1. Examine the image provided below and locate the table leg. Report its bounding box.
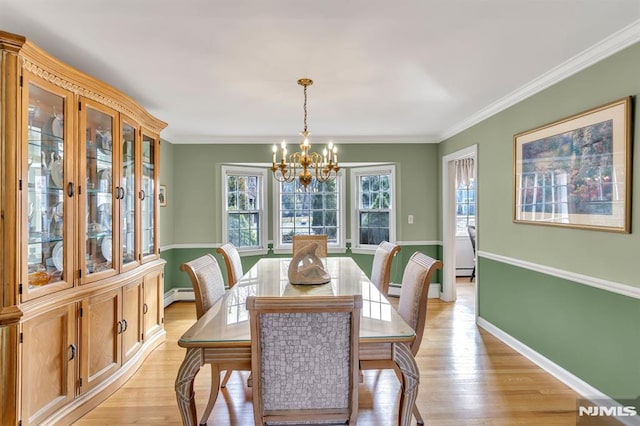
[200,363,221,425]
[175,348,204,426]
[393,343,419,426]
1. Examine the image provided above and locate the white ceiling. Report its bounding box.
[1,1,639,144]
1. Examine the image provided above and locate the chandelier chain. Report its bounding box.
[303,84,308,133]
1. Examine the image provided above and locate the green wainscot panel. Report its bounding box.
[162,248,265,290]
[164,244,443,292]
[350,244,441,285]
[479,257,640,402]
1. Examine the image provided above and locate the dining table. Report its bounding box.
[175,256,419,426]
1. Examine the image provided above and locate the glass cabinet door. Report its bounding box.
[24,81,73,297]
[83,104,116,280]
[141,134,157,260]
[120,121,138,271]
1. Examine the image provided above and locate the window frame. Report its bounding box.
[221,165,268,256]
[350,164,396,254]
[272,171,346,254]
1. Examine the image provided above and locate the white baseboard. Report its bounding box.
[388,282,440,299]
[164,288,195,307]
[477,317,640,426]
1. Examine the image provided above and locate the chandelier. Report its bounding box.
[270,78,339,189]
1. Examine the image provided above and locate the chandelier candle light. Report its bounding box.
[271,78,339,189]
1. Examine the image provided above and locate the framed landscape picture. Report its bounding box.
[513,97,632,232]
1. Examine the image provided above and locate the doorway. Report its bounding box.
[441,145,477,315]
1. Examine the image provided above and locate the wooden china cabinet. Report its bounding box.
[0,31,167,425]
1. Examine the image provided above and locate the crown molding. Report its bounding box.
[160,20,640,146]
[161,134,439,145]
[439,19,640,141]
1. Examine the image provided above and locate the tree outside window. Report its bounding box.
[279,178,339,244]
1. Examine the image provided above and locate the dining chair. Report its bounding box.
[361,251,442,425]
[292,234,328,258]
[216,242,243,287]
[247,294,362,425]
[180,254,250,425]
[370,241,401,296]
[467,225,476,282]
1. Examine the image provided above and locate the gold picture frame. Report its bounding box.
[513,97,632,232]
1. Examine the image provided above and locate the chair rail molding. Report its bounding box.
[478,251,640,300]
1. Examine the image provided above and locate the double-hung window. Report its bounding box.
[273,174,345,253]
[351,165,396,252]
[222,166,267,254]
[455,179,476,236]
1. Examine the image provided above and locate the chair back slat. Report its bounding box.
[180,254,226,319]
[247,295,361,425]
[292,234,328,258]
[370,241,401,295]
[216,243,244,287]
[398,252,443,355]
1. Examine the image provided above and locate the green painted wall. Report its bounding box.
[159,139,175,246]
[159,139,175,292]
[170,143,439,244]
[440,42,640,286]
[480,258,640,400]
[162,244,441,290]
[160,142,442,291]
[440,42,640,401]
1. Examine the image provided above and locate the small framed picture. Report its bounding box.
[159,184,167,207]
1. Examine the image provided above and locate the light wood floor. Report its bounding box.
[75,280,583,425]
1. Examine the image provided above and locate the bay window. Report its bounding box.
[273,174,345,253]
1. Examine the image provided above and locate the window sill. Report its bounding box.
[237,248,269,257]
[272,247,347,255]
[350,247,378,255]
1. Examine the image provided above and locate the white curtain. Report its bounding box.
[455,157,475,187]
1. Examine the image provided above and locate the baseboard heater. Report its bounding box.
[164,288,195,307]
[165,283,441,306]
[388,282,441,299]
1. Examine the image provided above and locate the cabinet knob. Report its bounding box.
[122,318,128,332]
[69,344,76,361]
[67,182,74,197]
[139,189,146,200]
[117,320,123,334]
[118,187,125,200]
[143,303,148,315]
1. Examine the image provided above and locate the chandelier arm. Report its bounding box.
[276,167,291,183]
